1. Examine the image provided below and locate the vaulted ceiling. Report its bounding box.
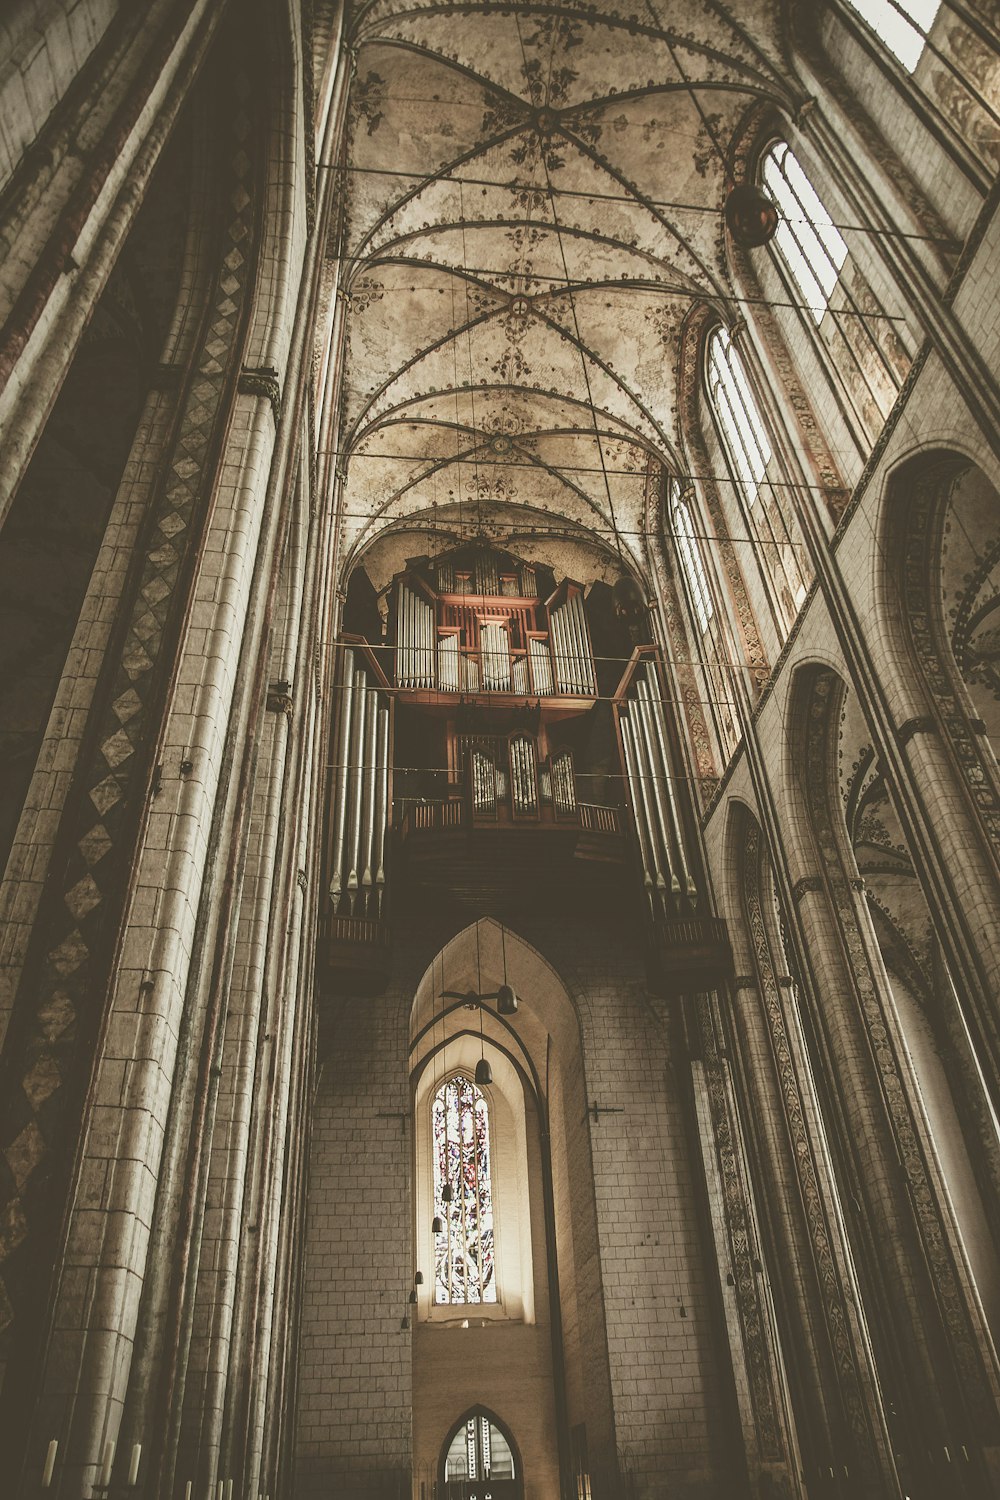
[334,0,804,580]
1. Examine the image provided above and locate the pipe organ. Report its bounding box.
[616,652,700,915]
[323,549,728,994]
[327,644,392,920]
[392,554,596,702]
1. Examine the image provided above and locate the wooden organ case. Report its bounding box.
[321,547,730,992]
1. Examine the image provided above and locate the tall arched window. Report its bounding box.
[706,326,773,509]
[666,476,738,769]
[756,139,908,439]
[841,0,940,72]
[433,1075,497,1304]
[705,327,808,637]
[671,487,713,636]
[761,142,847,324]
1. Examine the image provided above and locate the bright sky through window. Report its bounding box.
[670,483,714,635]
[707,328,773,508]
[761,142,848,325]
[432,1076,497,1304]
[842,0,941,72]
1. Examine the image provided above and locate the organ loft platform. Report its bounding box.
[320,545,732,994]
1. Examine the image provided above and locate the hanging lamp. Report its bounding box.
[432,1215,444,1234]
[474,920,493,1086]
[496,923,518,1015]
[724,180,779,248]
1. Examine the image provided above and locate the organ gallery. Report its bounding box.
[1,3,999,1498]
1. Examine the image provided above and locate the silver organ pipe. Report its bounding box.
[550,602,571,693]
[627,704,667,898]
[395,588,405,689]
[472,749,496,817]
[481,620,511,691]
[620,713,655,899]
[568,590,597,694]
[551,750,575,815]
[632,679,679,896]
[510,737,537,816]
[562,595,584,693]
[418,591,434,688]
[478,552,500,595]
[358,687,378,897]
[328,648,355,907]
[529,636,553,695]
[511,655,529,695]
[550,592,596,695]
[636,669,696,897]
[396,584,436,689]
[343,668,366,909]
[330,657,392,920]
[439,633,460,692]
[372,706,390,913]
[520,564,537,596]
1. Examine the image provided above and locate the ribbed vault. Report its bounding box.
[333,1,802,574]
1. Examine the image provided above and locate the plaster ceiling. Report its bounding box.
[333,1,802,581]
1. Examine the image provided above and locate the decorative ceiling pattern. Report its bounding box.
[333,0,802,578]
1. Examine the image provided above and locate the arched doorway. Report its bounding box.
[440,1408,523,1499]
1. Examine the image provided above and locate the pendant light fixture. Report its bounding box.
[656,8,779,250]
[474,920,493,1086]
[496,922,518,1015]
[724,181,779,248]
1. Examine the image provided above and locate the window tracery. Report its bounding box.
[704,328,808,639]
[755,140,909,441]
[672,490,714,636]
[841,0,941,72]
[666,476,739,768]
[761,142,848,325]
[432,1075,497,1305]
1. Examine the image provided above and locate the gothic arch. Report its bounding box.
[721,795,897,1495]
[407,919,616,1500]
[880,447,1000,866]
[783,661,1000,1497]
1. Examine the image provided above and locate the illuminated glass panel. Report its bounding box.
[841,0,941,72]
[761,142,848,325]
[671,485,714,635]
[707,327,772,507]
[444,1416,517,1481]
[432,1076,497,1304]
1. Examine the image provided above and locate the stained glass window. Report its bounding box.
[841,0,940,73]
[432,1075,497,1304]
[761,142,848,325]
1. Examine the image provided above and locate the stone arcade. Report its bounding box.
[1,3,1000,1498]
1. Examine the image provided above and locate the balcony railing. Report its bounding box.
[397,743,621,841]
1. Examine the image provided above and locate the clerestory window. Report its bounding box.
[760,142,848,325]
[841,0,941,73]
[706,327,772,509]
[670,483,714,635]
[432,1075,497,1304]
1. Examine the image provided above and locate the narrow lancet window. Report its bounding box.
[705,327,809,637]
[672,490,714,635]
[841,0,941,72]
[433,1075,497,1304]
[761,142,848,324]
[707,327,773,508]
